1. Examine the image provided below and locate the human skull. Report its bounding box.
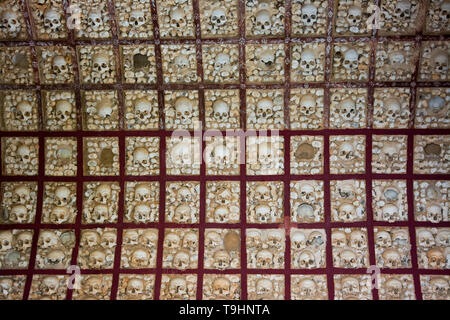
[40,276,59,296]
[214,206,229,223]
[256,249,273,268]
[164,232,180,249]
[211,144,230,166]
[43,7,61,32]
[169,277,187,298]
[96,99,113,118]
[171,141,193,165]
[141,230,158,248]
[1,10,21,35]
[338,142,355,160]
[126,278,144,296]
[394,0,412,19]
[342,276,360,297]
[170,7,185,26]
[0,278,13,297]
[301,4,318,26]
[258,142,273,165]
[173,250,190,269]
[267,230,283,248]
[255,184,271,201]
[247,229,262,247]
[382,204,399,222]
[427,248,445,269]
[296,203,315,221]
[100,231,116,248]
[389,51,405,66]
[212,100,229,121]
[182,232,198,250]
[350,230,367,249]
[175,97,193,123]
[134,98,152,121]
[297,249,316,269]
[256,278,273,296]
[384,98,401,119]
[82,230,100,247]
[55,100,72,122]
[383,249,402,268]
[17,144,32,165]
[298,183,315,201]
[129,10,146,27]
[123,229,139,246]
[340,249,358,268]
[382,142,401,162]
[436,229,449,247]
[130,248,150,268]
[91,204,109,223]
[256,98,274,119]
[0,231,13,252]
[210,8,227,27]
[430,277,449,298]
[39,230,58,249]
[258,50,275,69]
[133,203,152,223]
[299,49,316,75]
[13,184,31,204]
[205,231,221,248]
[174,55,189,69]
[426,184,442,200]
[213,277,231,297]
[174,204,191,223]
[298,278,316,298]
[45,249,66,266]
[52,55,68,74]
[428,95,445,113]
[431,49,448,76]
[418,230,435,248]
[89,250,106,268]
[343,48,359,69]
[10,204,29,223]
[385,278,403,299]
[255,204,271,223]
[213,250,230,269]
[15,231,32,252]
[95,183,111,204]
[338,203,356,222]
[87,10,103,31]
[92,53,109,74]
[133,147,150,168]
[332,231,347,248]
[15,101,32,122]
[339,98,357,120]
[255,9,271,31]
[84,276,103,296]
[376,231,392,247]
[439,1,450,21]
[427,204,443,223]
[347,6,362,26]
[299,95,316,116]
[134,183,152,202]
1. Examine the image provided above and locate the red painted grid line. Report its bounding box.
[0,0,449,301]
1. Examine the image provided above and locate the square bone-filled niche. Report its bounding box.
[206,181,240,223]
[77,45,117,84]
[372,135,408,174]
[291,0,328,36]
[164,90,200,130]
[329,88,367,129]
[289,88,324,129]
[418,41,450,81]
[165,137,201,175]
[44,137,78,176]
[329,135,366,174]
[83,137,120,176]
[375,41,418,81]
[120,45,157,84]
[121,228,158,269]
[373,88,411,129]
[199,0,239,38]
[414,88,449,129]
[246,44,285,84]
[414,180,449,223]
[204,89,240,130]
[331,42,370,81]
[42,182,77,224]
[205,136,240,175]
[125,136,160,176]
[330,180,366,222]
[0,46,34,85]
[115,0,153,39]
[161,45,198,84]
[165,181,200,224]
[202,44,240,84]
[124,181,160,224]
[413,135,450,174]
[123,90,159,130]
[204,229,240,269]
[1,137,39,176]
[290,135,324,175]
[245,0,285,37]
[246,136,284,175]
[82,90,119,131]
[42,90,77,131]
[162,228,199,270]
[246,228,285,269]
[1,181,38,224]
[246,181,284,224]
[290,180,324,223]
[83,182,120,224]
[291,42,326,82]
[37,46,75,85]
[246,89,285,130]
[0,90,39,132]
[372,180,408,223]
